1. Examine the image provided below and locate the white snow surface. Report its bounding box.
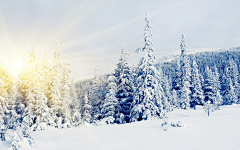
[1,105,240,150]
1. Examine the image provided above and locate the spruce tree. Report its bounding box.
[161,76,171,111]
[61,57,72,128]
[82,92,92,123]
[130,13,163,122]
[203,100,214,117]
[18,49,48,130]
[100,70,119,124]
[48,41,64,127]
[191,59,204,109]
[213,65,222,108]
[204,66,216,104]
[89,68,102,120]
[178,34,191,109]
[114,47,134,119]
[172,89,179,109]
[228,58,240,100]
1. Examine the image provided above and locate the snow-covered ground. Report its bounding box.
[1,105,240,150]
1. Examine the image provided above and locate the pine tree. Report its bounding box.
[0,116,6,141]
[82,92,92,123]
[69,78,81,126]
[11,127,22,150]
[203,100,214,117]
[21,113,35,147]
[161,76,171,111]
[228,58,240,100]
[224,67,238,105]
[130,13,163,122]
[4,58,18,129]
[60,57,72,128]
[114,47,134,119]
[204,66,216,104]
[172,89,179,109]
[214,90,222,109]
[18,48,52,130]
[213,65,222,108]
[48,41,64,127]
[226,78,238,104]
[178,34,191,109]
[172,59,181,91]
[191,59,204,109]
[100,70,119,124]
[89,68,102,121]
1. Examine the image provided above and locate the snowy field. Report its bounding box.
[1,105,240,150]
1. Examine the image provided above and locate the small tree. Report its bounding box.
[0,117,6,141]
[101,68,119,124]
[191,59,204,109]
[82,92,92,123]
[203,100,214,117]
[11,123,25,150]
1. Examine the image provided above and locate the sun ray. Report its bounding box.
[61,15,144,51]
[0,6,13,52]
[44,0,105,45]
[23,2,54,51]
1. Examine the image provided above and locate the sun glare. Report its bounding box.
[9,61,23,77]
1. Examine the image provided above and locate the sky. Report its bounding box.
[0,0,239,81]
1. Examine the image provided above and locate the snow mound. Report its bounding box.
[171,121,186,127]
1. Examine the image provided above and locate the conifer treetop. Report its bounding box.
[180,34,187,54]
[136,13,154,54]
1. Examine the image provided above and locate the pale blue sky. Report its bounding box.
[0,0,239,81]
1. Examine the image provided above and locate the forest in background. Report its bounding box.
[0,13,240,149]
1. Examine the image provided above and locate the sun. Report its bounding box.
[9,60,24,77]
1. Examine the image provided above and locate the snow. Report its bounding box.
[158,46,240,63]
[1,105,240,150]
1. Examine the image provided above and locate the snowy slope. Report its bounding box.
[158,46,240,63]
[1,105,240,150]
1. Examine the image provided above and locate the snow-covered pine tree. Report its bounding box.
[0,116,6,141]
[161,76,171,111]
[21,112,35,147]
[203,100,214,117]
[18,48,52,131]
[11,126,22,150]
[172,89,179,109]
[172,59,181,91]
[100,69,119,124]
[178,34,191,109]
[190,58,204,109]
[130,13,163,122]
[225,77,238,105]
[82,92,92,123]
[228,58,240,100]
[69,78,81,126]
[0,64,10,124]
[215,90,222,110]
[204,66,216,104]
[222,67,238,105]
[48,41,64,127]
[213,65,222,108]
[114,47,134,121]
[6,80,18,129]
[4,58,18,129]
[213,65,221,91]
[89,68,102,121]
[60,57,72,128]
